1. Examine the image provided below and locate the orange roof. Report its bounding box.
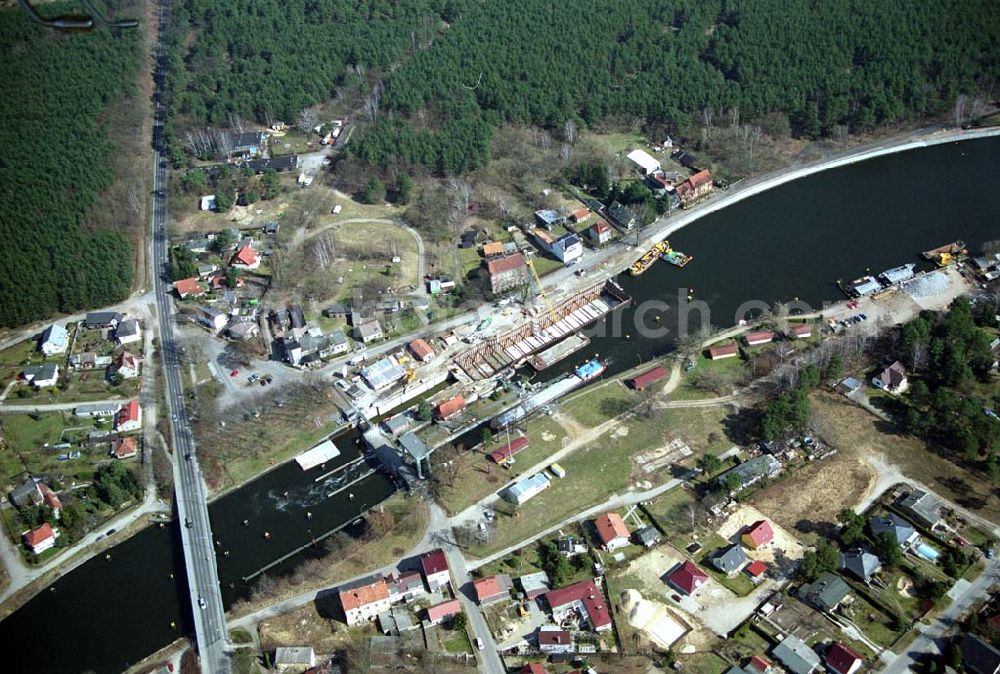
[339,579,389,611]
[743,520,774,547]
[591,220,611,233]
[173,277,202,297]
[426,598,461,623]
[486,253,526,275]
[688,169,713,189]
[24,523,54,547]
[117,400,141,424]
[708,343,738,358]
[483,242,505,257]
[436,395,466,419]
[571,208,591,221]
[112,436,139,459]
[38,482,62,510]
[232,245,259,266]
[473,575,508,602]
[594,512,630,546]
[409,338,434,360]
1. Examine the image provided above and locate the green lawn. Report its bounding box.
[589,131,649,155]
[441,626,473,654]
[842,593,903,647]
[0,338,41,382]
[560,381,637,428]
[679,651,729,674]
[0,412,126,484]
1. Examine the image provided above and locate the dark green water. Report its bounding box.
[0,136,997,674]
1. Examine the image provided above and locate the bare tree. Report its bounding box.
[446,177,473,235]
[701,107,715,137]
[363,81,383,124]
[306,232,336,271]
[127,183,142,215]
[564,119,577,145]
[297,107,320,134]
[954,94,968,127]
[227,112,245,135]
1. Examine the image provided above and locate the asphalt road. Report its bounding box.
[149,1,230,672]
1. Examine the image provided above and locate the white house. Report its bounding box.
[420,549,451,592]
[39,324,68,356]
[627,148,662,175]
[115,400,143,432]
[115,351,140,380]
[199,194,217,211]
[196,305,229,333]
[21,363,59,388]
[329,329,350,355]
[274,647,316,672]
[551,233,583,265]
[115,318,142,345]
[339,578,392,626]
[23,523,57,555]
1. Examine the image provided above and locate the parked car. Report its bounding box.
[230,369,239,377]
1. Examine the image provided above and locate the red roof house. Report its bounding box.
[436,395,466,421]
[747,655,773,674]
[593,512,631,551]
[520,665,549,674]
[667,561,709,595]
[627,365,670,390]
[425,599,462,625]
[489,436,529,463]
[570,208,591,223]
[473,574,512,605]
[408,338,435,362]
[38,482,62,513]
[744,560,767,579]
[789,323,813,339]
[742,520,775,549]
[826,643,864,674]
[744,330,775,346]
[115,400,142,432]
[23,522,56,554]
[173,277,203,299]
[420,549,450,591]
[588,220,612,244]
[707,343,739,360]
[231,244,260,269]
[486,253,528,293]
[544,579,612,631]
[110,436,139,460]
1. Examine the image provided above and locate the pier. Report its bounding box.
[456,280,631,379]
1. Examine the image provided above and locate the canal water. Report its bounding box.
[0,136,997,674]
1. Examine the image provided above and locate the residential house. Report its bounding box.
[328,329,349,355]
[521,665,549,674]
[115,351,140,380]
[283,340,304,366]
[607,201,637,230]
[288,304,306,330]
[355,319,384,344]
[436,395,465,421]
[627,148,661,175]
[38,324,68,356]
[199,194,217,211]
[962,635,1000,674]
[425,599,461,626]
[11,478,61,517]
[482,241,505,259]
[408,338,435,363]
[227,319,260,341]
[543,578,613,631]
[869,513,919,549]
[383,413,413,437]
[593,512,631,551]
[534,209,563,229]
[588,220,612,245]
[742,520,775,549]
[263,221,280,235]
[707,343,739,360]
[836,377,863,395]
[744,330,775,347]
[634,525,662,548]
[23,523,57,555]
[557,536,587,557]
[745,560,768,581]
[826,643,864,674]
[196,305,229,333]
[231,244,261,270]
[377,605,416,635]
[551,233,583,265]
[384,570,426,604]
[173,277,203,299]
[322,303,352,318]
[115,318,141,345]
[197,263,218,277]
[518,571,550,600]
[712,545,748,575]
[627,365,671,391]
[570,208,591,224]
[420,549,451,591]
[21,363,59,388]
[84,311,123,329]
[537,626,573,655]
[674,150,699,169]
[274,647,316,673]
[229,131,266,158]
[772,634,821,674]
[840,548,881,582]
[473,574,512,605]
[183,238,211,254]
[111,436,139,460]
[240,155,298,174]
[115,400,143,432]
[717,455,781,493]
[798,572,851,612]
[788,323,813,339]
[75,402,121,418]
[338,577,391,626]
[746,655,773,674]
[486,253,530,294]
[503,473,551,505]
[668,561,710,595]
[676,170,714,207]
[871,360,908,393]
[896,489,942,529]
[360,357,406,390]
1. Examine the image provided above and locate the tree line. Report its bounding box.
[0,10,139,327]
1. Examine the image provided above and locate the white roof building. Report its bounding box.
[627,148,661,175]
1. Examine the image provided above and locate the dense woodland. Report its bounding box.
[168,0,1000,174]
[0,9,139,327]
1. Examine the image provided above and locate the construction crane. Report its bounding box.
[524,256,560,328]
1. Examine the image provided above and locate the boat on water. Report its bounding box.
[630,241,670,276]
[841,275,883,297]
[878,263,915,285]
[660,249,693,267]
[922,239,966,260]
[492,358,606,429]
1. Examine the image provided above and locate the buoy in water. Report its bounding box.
[224,550,230,557]
[169,573,174,579]
[349,493,355,500]
[283,491,289,497]
[170,621,176,629]
[264,531,271,539]
[49,587,56,592]
[105,554,111,560]
[306,511,313,519]
[243,519,249,526]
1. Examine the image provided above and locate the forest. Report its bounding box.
[0,8,139,327]
[168,0,1000,174]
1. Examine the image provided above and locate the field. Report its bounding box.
[810,392,1000,522]
[0,412,123,486]
[330,220,420,300]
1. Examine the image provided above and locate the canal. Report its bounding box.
[0,136,997,674]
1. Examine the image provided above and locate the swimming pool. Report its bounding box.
[915,542,940,561]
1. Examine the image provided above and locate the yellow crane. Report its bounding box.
[524,256,560,326]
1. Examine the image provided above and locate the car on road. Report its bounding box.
[475,638,484,650]
[230,369,240,377]
[185,518,193,528]
[335,380,350,392]
[106,528,116,536]
[172,413,177,421]
[198,596,206,609]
